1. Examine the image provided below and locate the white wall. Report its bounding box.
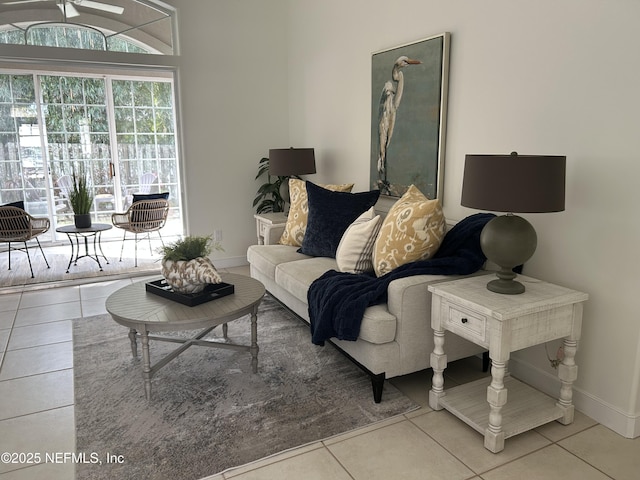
[169,0,290,267]
[285,0,640,437]
[168,0,639,437]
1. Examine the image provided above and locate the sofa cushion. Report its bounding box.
[247,244,310,279]
[359,305,397,345]
[275,257,397,344]
[276,256,339,305]
[278,179,354,247]
[336,207,381,274]
[373,185,445,277]
[299,182,380,258]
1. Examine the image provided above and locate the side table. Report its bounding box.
[56,223,112,272]
[254,212,288,245]
[428,274,588,453]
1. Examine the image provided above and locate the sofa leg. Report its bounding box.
[371,373,385,403]
[482,351,490,372]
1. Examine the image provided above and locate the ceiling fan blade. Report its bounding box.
[58,2,80,18]
[58,2,79,17]
[74,0,123,14]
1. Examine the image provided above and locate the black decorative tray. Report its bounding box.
[145,279,235,306]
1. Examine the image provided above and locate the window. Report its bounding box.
[0,0,175,55]
[0,71,183,242]
[0,1,182,242]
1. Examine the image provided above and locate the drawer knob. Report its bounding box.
[461,317,468,324]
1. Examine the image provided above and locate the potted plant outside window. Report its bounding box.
[69,166,94,228]
[158,235,224,294]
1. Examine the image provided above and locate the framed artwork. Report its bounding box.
[370,32,450,200]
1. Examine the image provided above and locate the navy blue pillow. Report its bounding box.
[132,192,169,204]
[131,192,169,224]
[2,200,25,210]
[299,182,380,258]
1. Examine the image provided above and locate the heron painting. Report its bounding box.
[370,33,450,200]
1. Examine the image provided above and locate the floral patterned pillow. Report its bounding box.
[278,179,353,246]
[373,184,445,277]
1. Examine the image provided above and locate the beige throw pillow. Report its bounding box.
[336,207,382,274]
[373,185,445,277]
[279,179,354,246]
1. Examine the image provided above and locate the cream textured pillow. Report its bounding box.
[336,207,382,274]
[373,185,445,277]
[279,179,354,246]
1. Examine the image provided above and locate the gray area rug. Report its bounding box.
[73,295,417,480]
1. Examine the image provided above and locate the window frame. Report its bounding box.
[0,48,186,243]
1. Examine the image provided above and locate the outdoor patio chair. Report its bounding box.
[56,175,74,212]
[111,197,169,267]
[0,204,51,278]
[124,173,157,208]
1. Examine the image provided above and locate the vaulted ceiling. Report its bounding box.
[0,0,175,54]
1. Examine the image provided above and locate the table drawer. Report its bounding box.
[443,302,487,343]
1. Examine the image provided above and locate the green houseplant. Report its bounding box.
[69,166,94,228]
[158,235,224,294]
[158,235,223,262]
[253,157,287,213]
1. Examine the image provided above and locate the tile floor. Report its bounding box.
[1,267,638,480]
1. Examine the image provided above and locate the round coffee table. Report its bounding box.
[106,273,265,400]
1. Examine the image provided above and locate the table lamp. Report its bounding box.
[268,148,316,176]
[461,152,566,294]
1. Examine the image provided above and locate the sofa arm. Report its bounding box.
[387,270,490,318]
[264,223,286,245]
[387,274,453,321]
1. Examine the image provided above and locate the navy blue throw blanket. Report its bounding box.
[308,213,495,345]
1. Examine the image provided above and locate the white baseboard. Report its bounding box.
[213,255,248,270]
[509,357,639,439]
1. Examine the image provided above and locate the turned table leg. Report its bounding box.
[250,307,259,374]
[557,303,582,425]
[429,328,447,410]
[141,330,152,400]
[128,328,138,357]
[556,338,578,424]
[484,359,508,453]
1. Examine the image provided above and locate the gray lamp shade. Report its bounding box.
[268,148,316,176]
[461,153,566,213]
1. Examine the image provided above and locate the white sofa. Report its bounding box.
[247,220,488,403]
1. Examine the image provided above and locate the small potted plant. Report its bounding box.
[158,235,224,294]
[69,166,94,228]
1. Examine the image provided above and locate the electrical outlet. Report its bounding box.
[214,229,222,242]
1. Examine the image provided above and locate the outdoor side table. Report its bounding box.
[56,223,112,272]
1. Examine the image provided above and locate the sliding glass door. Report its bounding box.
[0,74,48,223]
[112,79,180,211]
[0,70,183,242]
[41,74,116,231]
